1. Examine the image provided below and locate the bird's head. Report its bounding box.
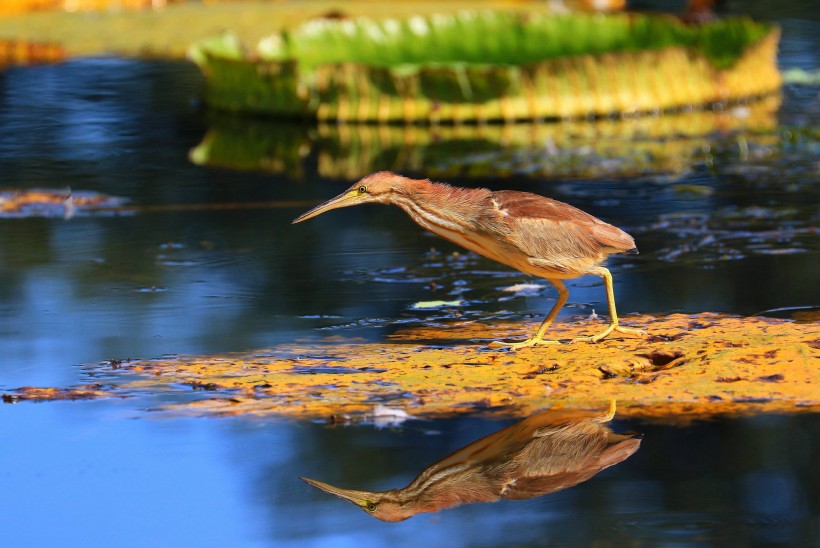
[301,476,413,522]
[292,171,407,224]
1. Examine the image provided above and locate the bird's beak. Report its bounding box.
[300,477,375,507]
[292,189,359,224]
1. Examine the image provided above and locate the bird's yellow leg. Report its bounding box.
[571,267,645,343]
[488,279,568,350]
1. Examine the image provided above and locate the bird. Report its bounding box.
[301,400,641,522]
[292,171,645,349]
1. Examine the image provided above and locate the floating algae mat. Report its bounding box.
[189,11,781,122]
[0,188,128,218]
[5,314,818,424]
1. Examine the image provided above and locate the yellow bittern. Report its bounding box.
[293,171,645,349]
[302,401,641,522]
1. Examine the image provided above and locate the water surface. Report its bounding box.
[1,8,818,547]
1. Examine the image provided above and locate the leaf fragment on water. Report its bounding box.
[411,300,464,309]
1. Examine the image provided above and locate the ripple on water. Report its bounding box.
[610,512,728,542]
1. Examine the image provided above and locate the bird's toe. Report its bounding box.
[571,324,646,344]
[488,338,560,350]
[614,325,647,337]
[569,335,600,344]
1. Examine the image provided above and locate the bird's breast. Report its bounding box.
[435,224,602,279]
[427,224,551,276]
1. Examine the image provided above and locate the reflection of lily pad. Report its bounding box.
[190,12,781,121]
[5,313,818,424]
[189,95,780,180]
[0,39,64,68]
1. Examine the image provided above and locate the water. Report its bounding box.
[1,8,819,548]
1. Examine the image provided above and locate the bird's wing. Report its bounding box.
[500,435,642,500]
[500,470,597,500]
[489,191,635,260]
[425,408,607,473]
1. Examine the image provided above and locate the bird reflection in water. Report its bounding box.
[301,401,641,522]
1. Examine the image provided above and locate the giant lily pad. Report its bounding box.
[190,11,781,121]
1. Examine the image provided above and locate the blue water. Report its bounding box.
[2,403,817,546]
[1,6,819,547]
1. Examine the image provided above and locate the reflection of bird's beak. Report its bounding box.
[292,191,357,224]
[300,477,373,506]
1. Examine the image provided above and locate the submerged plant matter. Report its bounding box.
[190,11,780,121]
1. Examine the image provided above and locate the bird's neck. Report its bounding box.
[389,180,488,236]
[394,461,480,514]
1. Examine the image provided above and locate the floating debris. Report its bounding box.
[369,404,413,429]
[411,300,465,310]
[498,283,546,301]
[636,205,818,264]
[2,384,112,403]
[670,184,715,196]
[0,188,128,218]
[782,67,820,86]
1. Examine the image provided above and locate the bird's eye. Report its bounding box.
[357,185,368,195]
[366,501,378,512]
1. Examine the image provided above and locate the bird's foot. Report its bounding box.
[571,324,646,344]
[487,337,561,351]
[615,325,647,337]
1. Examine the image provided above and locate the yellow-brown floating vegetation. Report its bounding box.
[190,11,781,121]
[7,313,816,423]
[2,384,112,403]
[0,188,127,217]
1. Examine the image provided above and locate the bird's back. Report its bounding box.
[489,190,635,252]
[480,190,636,277]
[392,179,635,278]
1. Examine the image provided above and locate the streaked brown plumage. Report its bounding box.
[301,401,641,522]
[293,171,645,348]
